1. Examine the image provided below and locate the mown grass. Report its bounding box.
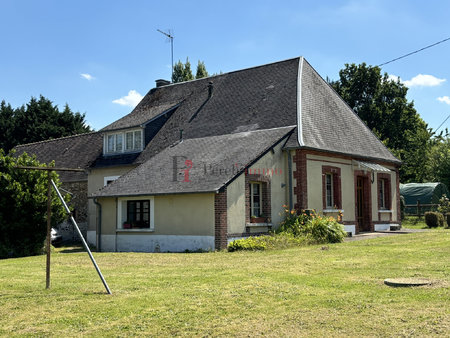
[402,215,448,229]
[0,231,449,337]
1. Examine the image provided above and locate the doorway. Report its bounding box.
[356,176,371,232]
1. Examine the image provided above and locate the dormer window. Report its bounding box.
[104,129,143,155]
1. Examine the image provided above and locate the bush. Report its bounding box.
[0,151,68,258]
[300,216,347,244]
[437,194,450,214]
[275,206,313,236]
[400,195,406,220]
[446,214,450,229]
[424,211,444,228]
[228,233,305,252]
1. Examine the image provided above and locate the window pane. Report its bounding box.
[326,174,333,207]
[126,132,133,150]
[107,135,115,153]
[116,133,123,151]
[134,131,142,150]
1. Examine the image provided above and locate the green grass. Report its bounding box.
[0,232,449,337]
[402,215,448,229]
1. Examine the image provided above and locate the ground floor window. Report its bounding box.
[250,182,262,217]
[126,200,150,228]
[322,166,342,209]
[377,173,391,210]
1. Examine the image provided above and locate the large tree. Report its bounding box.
[330,63,432,182]
[0,95,91,152]
[0,151,67,258]
[426,136,450,189]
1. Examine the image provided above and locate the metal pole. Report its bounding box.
[46,172,52,289]
[51,179,112,295]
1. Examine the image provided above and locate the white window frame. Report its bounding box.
[104,129,143,155]
[104,175,120,186]
[325,173,334,208]
[117,196,155,231]
[250,182,262,217]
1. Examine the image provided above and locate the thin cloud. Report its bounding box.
[403,74,445,87]
[80,73,95,81]
[437,96,450,105]
[112,90,143,107]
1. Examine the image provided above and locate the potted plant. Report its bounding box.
[123,222,131,229]
[250,215,266,223]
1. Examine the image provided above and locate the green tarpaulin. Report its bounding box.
[400,182,449,205]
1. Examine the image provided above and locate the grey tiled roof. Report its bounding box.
[13,132,103,182]
[91,126,294,197]
[285,59,400,163]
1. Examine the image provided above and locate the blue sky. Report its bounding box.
[1,0,450,132]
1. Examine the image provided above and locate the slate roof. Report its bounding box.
[284,58,400,164]
[14,56,400,191]
[13,132,103,182]
[91,126,294,197]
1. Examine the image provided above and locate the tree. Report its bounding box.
[426,137,450,189]
[196,60,209,79]
[0,151,67,258]
[330,63,432,182]
[0,95,91,152]
[172,58,209,83]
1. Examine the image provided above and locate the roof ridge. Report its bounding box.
[14,130,100,148]
[150,56,303,89]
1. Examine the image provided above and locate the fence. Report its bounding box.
[404,201,439,217]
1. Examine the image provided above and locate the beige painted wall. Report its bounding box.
[226,142,289,233]
[99,193,215,236]
[306,154,355,221]
[227,174,246,234]
[305,154,399,223]
[87,165,136,232]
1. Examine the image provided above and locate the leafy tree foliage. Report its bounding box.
[330,63,432,182]
[427,137,450,189]
[0,95,91,152]
[0,151,67,258]
[173,58,209,83]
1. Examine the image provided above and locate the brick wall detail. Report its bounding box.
[214,188,228,250]
[293,149,307,210]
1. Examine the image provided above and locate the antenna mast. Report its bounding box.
[157,29,174,82]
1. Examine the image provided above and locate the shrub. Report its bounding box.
[300,216,347,244]
[227,233,305,252]
[437,194,450,214]
[446,214,450,229]
[424,211,444,228]
[276,206,313,236]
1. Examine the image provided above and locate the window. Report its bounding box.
[104,129,143,154]
[322,166,342,210]
[250,182,262,217]
[104,175,120,186]
[377,175,391,210]
[325,173,333,208]
[126,200,150,228]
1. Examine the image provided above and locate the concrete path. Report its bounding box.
[345,228,430,241]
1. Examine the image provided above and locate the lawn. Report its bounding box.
[402,215,447,229]
[0,231,449,337]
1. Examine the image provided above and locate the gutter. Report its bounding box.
[93,198,102,252]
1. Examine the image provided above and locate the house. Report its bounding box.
[15,57,401,252]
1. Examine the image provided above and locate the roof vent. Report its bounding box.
[155,79,171,88]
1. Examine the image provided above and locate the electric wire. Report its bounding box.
[378,37,450,67]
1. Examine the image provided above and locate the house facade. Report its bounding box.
[15,57,401,252]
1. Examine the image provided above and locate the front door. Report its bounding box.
[356,176,370,232]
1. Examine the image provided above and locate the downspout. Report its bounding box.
[93,198,102,252]
[288,151,293,211]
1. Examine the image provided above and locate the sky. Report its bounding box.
[1,0,450,132]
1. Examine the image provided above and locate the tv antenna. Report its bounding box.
[157,29,174,82]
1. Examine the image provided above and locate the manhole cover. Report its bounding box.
[384,278,431,287]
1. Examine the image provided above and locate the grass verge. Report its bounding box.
[0,231,449,336]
